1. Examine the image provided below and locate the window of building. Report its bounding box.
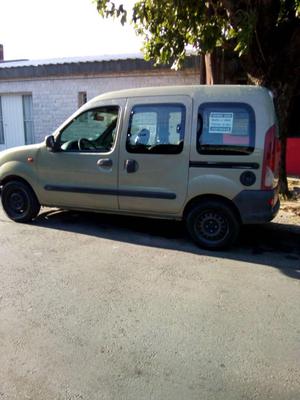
[126,104,186,154]
[197,103,255,155]
[22,95,34,144]
[78,91,87,108]
[0,97,4,144]
[59,106,119,152]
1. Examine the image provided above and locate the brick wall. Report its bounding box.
[0,71,199,143]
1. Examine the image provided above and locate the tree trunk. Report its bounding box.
[278,135,289,196]
[203,50,226,85]
[199,53,206,84]
[205,53,214,85]
[268,82,295,198]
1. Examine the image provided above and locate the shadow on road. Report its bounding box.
[34,209,300,280]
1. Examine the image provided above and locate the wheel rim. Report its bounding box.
[6,189,29,217]
[195,209,229,245]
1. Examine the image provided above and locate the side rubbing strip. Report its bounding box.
[44,185,176,200]
[189,161,259,170]
[44,185,116,196]
[119,190,176,199]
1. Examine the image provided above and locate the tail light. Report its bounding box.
[261,125,281,190]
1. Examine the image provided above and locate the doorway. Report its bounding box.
[0,94,34,151]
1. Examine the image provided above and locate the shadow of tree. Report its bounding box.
[34,209,300,280]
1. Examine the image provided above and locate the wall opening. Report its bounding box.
[78,91,87,108]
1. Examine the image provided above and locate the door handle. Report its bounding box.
[125,159,138,173]
[97,158,113,168]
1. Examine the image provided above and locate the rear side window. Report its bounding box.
[197,103,255,155]
[127,104,185,154]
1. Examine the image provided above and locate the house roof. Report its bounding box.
[0,53,145,69]
[0,53,200,80]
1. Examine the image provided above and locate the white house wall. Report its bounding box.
[0,71,199,144]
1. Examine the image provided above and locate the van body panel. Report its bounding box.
[0,160,38,190]
[117,95,192,213]
[36,148,119,210]
[36,99,126,210]
[185,85,278,227]
[0,144,42,193]
[189,86,276,195]
[187,173,245,201]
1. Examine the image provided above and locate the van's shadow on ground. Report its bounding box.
[35,209,300,280]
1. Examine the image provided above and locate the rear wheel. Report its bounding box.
[1,180,40,222]
[185,200,240,250]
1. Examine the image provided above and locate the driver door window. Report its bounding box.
[59,106,119,152]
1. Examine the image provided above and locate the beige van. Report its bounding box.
[0,85,280,249]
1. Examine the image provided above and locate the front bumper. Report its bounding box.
[233,188,280,224]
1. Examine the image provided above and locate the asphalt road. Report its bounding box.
[0,207,299,400]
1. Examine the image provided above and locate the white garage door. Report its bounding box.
[0,94,34,151]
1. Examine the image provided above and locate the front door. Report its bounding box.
[118,96,192,215]
[0,95,26,151]
[37,102,124,211]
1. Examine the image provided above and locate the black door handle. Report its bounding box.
[125,159,138,173]
[97,158,113,168]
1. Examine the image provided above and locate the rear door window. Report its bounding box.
[197,103,255,155]
[126,104,185,154]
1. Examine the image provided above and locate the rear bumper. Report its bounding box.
[233,188,280,224]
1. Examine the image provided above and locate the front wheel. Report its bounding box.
[185,200,240,250]
[1,180,41,222]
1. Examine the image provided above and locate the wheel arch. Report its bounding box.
[1,175,37,196]
[183,194,242,224]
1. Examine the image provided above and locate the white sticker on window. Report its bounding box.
[209,112,233,134]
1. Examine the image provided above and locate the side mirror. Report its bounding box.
[45,135,58,152]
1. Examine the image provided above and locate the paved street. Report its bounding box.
[0,207,299,400]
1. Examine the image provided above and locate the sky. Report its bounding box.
[0,0,143,60]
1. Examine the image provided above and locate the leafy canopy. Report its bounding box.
[95,0,300,71]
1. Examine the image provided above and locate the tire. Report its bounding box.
[1,180,41,222]
[185,199,240,250]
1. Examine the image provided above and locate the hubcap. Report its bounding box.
[8,190,28,215]
[196,210,229,242]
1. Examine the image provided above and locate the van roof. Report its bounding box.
[88,85,270,105]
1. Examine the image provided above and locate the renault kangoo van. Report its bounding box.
[0,86,280,249]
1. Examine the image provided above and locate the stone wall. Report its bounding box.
[0,70,199,143]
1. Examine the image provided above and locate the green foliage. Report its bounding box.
[94,0,127,25]
[279,0,300,20]
[230,11,257,57]
[297,0,300,16]
[95,0,299,70]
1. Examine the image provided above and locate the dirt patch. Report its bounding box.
[275,207,300,227]
[278,177,300,225]
[288,177,300,200]
[281,202,300,217]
